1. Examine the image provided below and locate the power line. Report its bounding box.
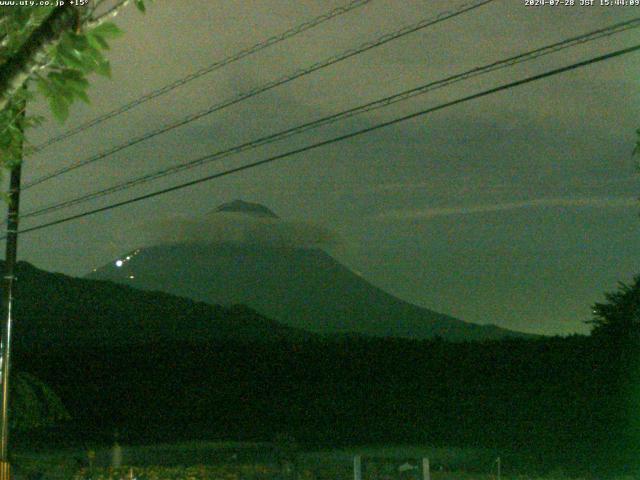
[22,16,640,219]
[23,0,495,189]
[14,43,640,237]
[29,0,372,154]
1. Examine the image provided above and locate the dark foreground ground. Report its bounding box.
[9,333,640,478]
[9,442,638,480]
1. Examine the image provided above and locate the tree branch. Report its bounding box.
[85,0,130,29]
[0,5,79,112]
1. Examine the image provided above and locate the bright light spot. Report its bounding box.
[126,256,131,260]
[115,260,124,267]
[129,275,135,279]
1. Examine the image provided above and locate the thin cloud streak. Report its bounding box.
[329,177,640,197]
[375,196,639,220]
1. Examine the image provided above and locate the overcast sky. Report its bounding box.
[10,0,640,335]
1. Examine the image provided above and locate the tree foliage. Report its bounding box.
[0,1,151,171]
[588,275,640,343]
[10,372,69,431]
[34,20,125,121]
[0,0,150,432]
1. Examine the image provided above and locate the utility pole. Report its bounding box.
[0,99,25,480]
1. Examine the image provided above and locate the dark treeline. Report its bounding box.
[13,333,640,476]
[5,263,639,476]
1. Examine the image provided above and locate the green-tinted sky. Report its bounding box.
[12,0,640,335]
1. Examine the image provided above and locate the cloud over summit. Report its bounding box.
[140,210,341,250]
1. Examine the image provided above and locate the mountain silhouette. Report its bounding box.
[214,199,279,218]
[7,261,308,350]
[87,201,529,341]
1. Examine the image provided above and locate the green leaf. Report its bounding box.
[67,32,89,51]
[57,46,86,71]
[90,22,123,39]
[47,71,66,87]
[74,89,91,104]
[86,31,110,51]
[35,77,54,98]
[49,96,69,123]
[81,45,106,71]
[95,58,112,78]
[65,77,90,94]
[59,43,106,74]
[59,68,86,82]
[135,0,146,13]
[58,76,90,103]
[46,74,75,102]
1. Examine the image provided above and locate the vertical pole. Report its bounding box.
[421,458,430,480]
[353,455,362,480]
[0,99,24,480]
[496,456,501,480]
